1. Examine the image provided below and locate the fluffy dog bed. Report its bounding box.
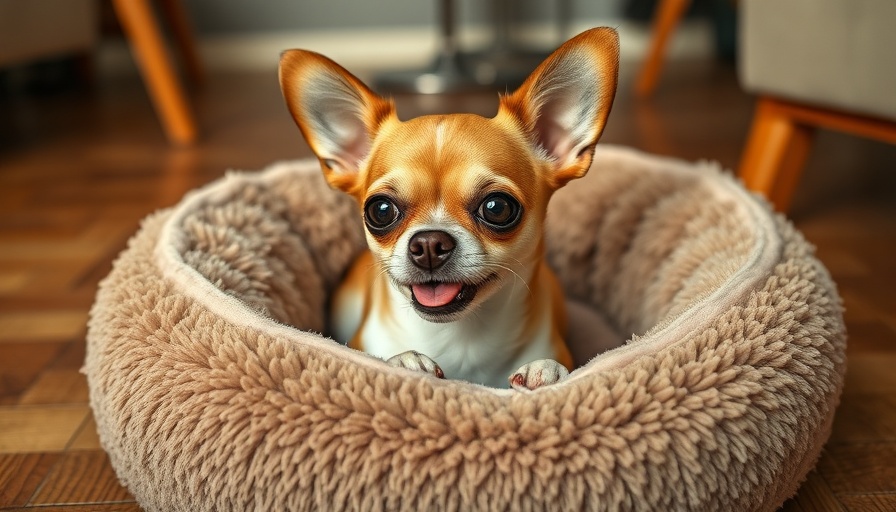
[86,145,846,511]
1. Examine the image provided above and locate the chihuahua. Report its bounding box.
[279,28,618,390]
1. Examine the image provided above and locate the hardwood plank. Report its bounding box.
[796,199,896,241]
[0,311,88,344]
[18,369,90,406]
[0,452,61,507]
[843,321,896,354]
[29,450,134,505]
[861,248,896,278]
[838,289,886,325]
[0,287,98,311]
[0,207,95,240]
[67,414,101,451]
[0,217,135,266]
[0,342,66,405]
[778,498,806,512]
[839,494,896,512]
[0,242,105,264]
[810,247,870,280]
[69,238,130,293]
[0,406,90,453]
[840,278,896,321]
[818,443,896,494]
[830,394,896,443]
[47,339,88,372]
[841,354,896,396]
[0,271,30,294]
[783,470,845,512]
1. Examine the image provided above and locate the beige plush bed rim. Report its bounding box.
[85,145,846,511]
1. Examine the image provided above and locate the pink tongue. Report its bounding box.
[412,282,463,308]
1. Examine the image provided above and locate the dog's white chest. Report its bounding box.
[343,282,558,388]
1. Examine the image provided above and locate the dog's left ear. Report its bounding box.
[499,27,619,189]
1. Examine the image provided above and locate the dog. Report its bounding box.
[279,27,618,390]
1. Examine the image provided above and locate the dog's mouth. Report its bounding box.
[409,281,477,318]
[406,271,501,320]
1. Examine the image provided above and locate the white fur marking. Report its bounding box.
[359,277,557,388]
[435,122,445,161]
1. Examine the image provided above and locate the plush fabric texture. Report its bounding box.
[85,146,846,512]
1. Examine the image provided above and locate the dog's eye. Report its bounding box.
[364,196,401,233]
[477,193,522,231]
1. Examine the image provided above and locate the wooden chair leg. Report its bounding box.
[112,0,198,145]
[738,97,815,212]
[635,0,691,98]
[158,0,205,87]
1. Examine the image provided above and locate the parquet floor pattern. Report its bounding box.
[1,57,894,510]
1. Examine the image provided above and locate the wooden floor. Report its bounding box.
[1,56,894,510]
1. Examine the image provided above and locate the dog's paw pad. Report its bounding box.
[386,351,445,379]
[509,359,569,391]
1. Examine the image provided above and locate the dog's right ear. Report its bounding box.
[279,50,395,194]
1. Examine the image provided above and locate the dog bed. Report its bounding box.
[85,145,846,511]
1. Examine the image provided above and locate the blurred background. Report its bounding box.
[53,0,726,79]
[1,1,894,510]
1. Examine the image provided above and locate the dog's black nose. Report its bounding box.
[408,231,456,271]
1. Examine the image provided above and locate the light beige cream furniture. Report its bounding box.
[737,0,896,211]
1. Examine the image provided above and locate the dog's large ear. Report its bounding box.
[279,50,395,194]
[499,28,619,189]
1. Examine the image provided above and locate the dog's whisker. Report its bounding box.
[455,262,532,295]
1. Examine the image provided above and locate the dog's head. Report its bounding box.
[280,28,619,322]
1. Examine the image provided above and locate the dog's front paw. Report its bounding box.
[509,359,569,391]
[386,350,445,379]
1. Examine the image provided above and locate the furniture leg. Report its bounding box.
[738,97,814,212]
[158,0,205,86]
[111,0,198,145]
[635,0,691,98]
